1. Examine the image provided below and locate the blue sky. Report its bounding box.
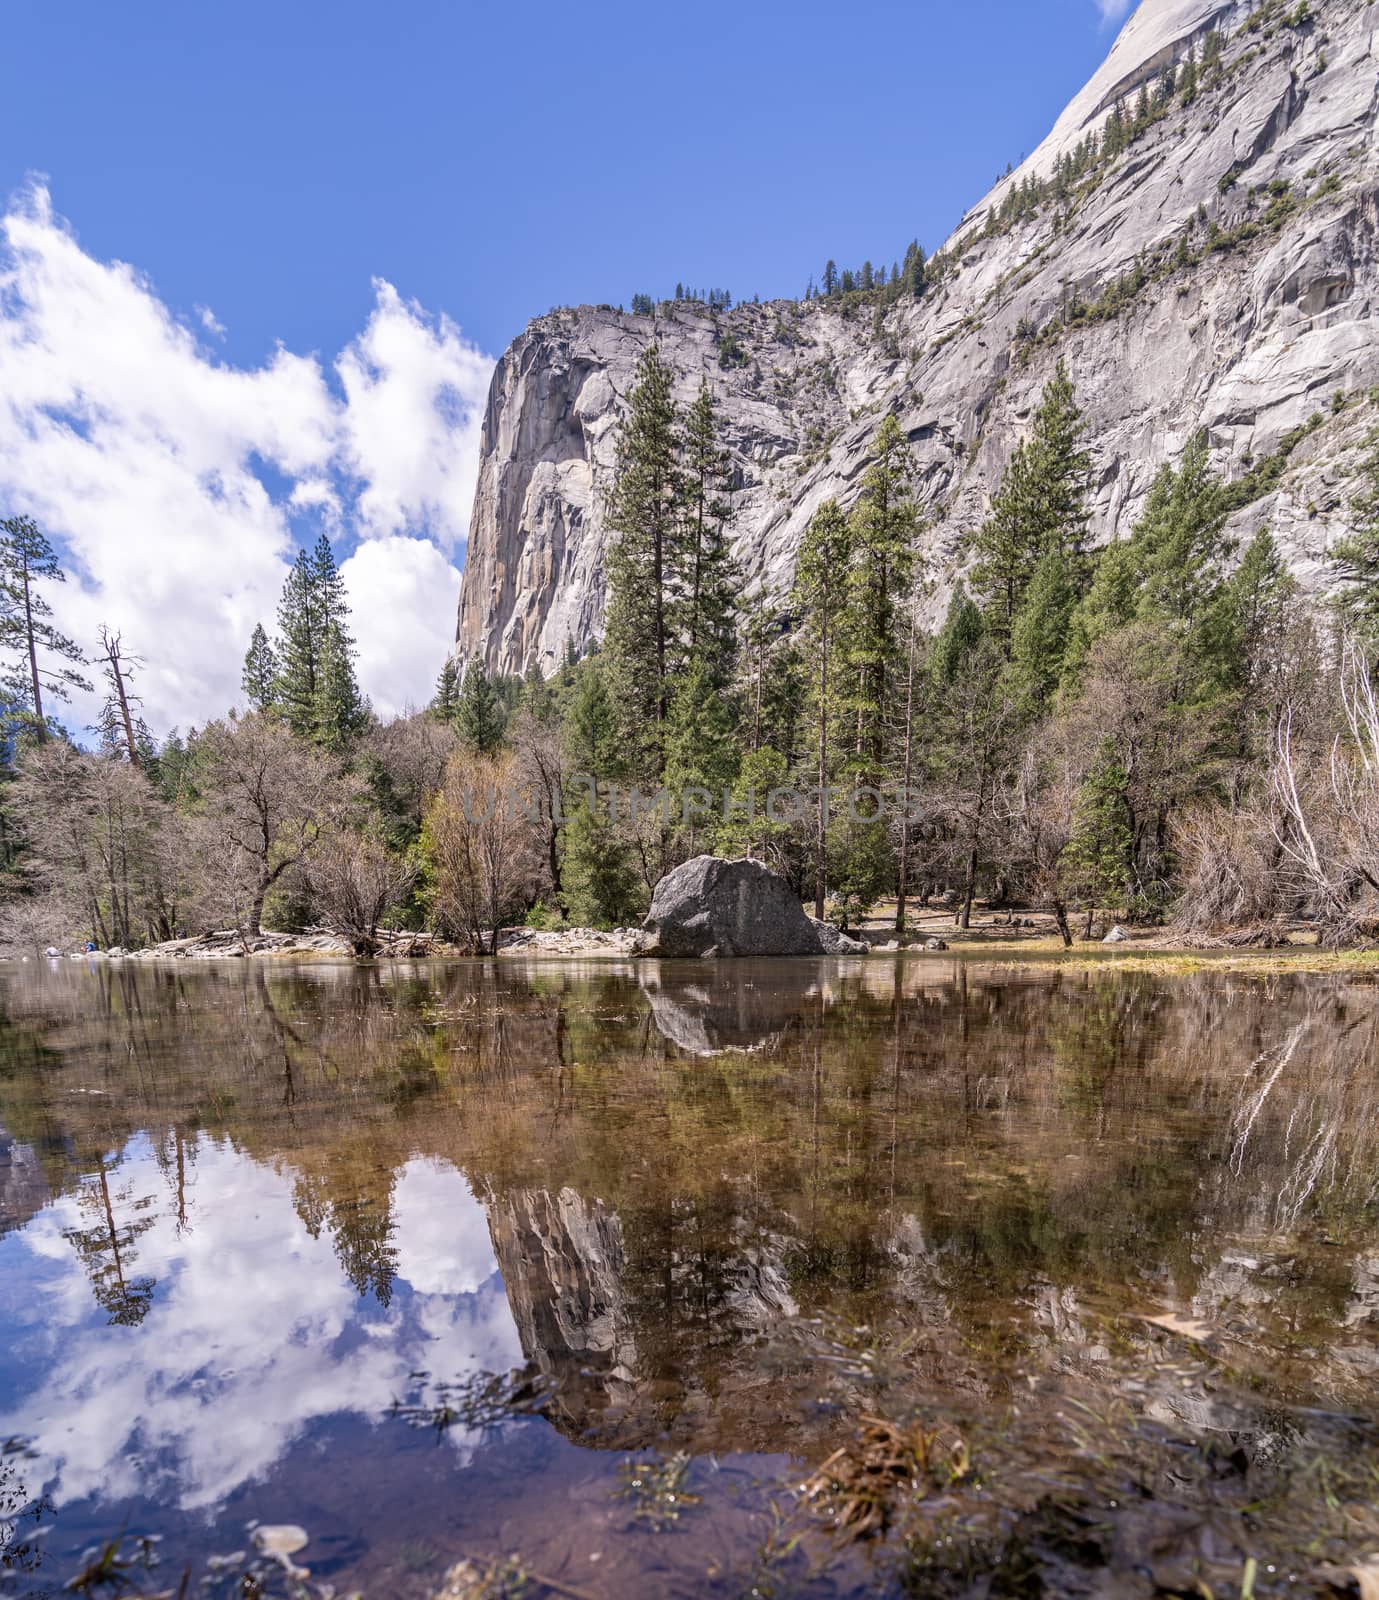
[0,0,1132,730]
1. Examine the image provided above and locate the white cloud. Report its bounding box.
[1,1142,521,1513]
[1095,0,1134,21]
[338,281,492,555]
[0,184,493,735]
[341,536,464,718]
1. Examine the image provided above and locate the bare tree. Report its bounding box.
[511,708,565,910]
[304,828,416,955]
[10,742,174,949]
[95,627,146,766]
[364,712,459,824]
[1005,742,1078,947]
[422,751,540,954]
[191,713,341,938]
[1272,635,1379,944]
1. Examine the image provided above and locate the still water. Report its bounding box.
[1,957,1377,1598]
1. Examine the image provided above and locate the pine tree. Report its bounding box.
[519,660,557,724]
[565,663,623,783]
[456,661,505,755]
[561,797,642,927]
[95,627,149,765]
[676,379,740,687]
[310,534,365,741]
[243,624,279,713]
[273,537,364,746]
[1331,429,1379,661]
[432,657,460,721]
[823,260,839,296]
[1064,742,1134,923]
[794,500,854,917]
[1132,432,1230,633]
[844,414,919,784]
[603,344,680,780]
[1007,547,1077,713]
[274,548,323,736]
[664,658,738,849]
[971,360,1091,650]
[314,620,367,750]
[0,515,90,741]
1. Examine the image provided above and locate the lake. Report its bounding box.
[1,957,1377,1598]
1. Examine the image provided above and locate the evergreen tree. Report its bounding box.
[243,624,279,713]
[519,659,557,724]
[1064,742,1134,923]
[676,379,740,687]
[1131,432,1230,634]
[971,360,1091,650]
[456,660,505,755]
[823,260,839,296]
[0,515,90,741]
[310,533,365,740]
[273,536,364,747]
[561,797,642,927]
[314,619,368,750]
[844,414,919,783]
[1331,429,1379,662]
[794,500,854,917]
[564,661,622,783]
[432,657,460,721]
[664,658,738,849]
[1007,547,1077,713]
[273,547,323,736]
[603,344,680,779]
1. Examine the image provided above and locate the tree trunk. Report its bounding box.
[1052,898,1073,949]
[959,846,977,930]
[814,622,829,921]
[895,610,918,938]
[21,558,46,740]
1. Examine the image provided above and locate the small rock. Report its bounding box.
[1103,925,1130,944]
[925,937,949,952]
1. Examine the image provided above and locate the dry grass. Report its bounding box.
[801,1416,971,1541]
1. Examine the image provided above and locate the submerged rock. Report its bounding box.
[643,856,864,958]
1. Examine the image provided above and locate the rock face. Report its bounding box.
[643,854,863,957]
[456,0,1379,672]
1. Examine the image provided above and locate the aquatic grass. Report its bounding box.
[386,1369,550,1437]
[616,1449,702,1529]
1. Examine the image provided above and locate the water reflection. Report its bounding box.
[1,958,1377,1593]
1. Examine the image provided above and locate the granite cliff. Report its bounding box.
[456,0,1379,673]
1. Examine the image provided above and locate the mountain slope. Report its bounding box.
[456,0,1379,673]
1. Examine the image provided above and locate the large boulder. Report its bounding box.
[643,856,864,958]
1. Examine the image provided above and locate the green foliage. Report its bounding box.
[242,624,279,714]
[1064,744,1134,913]
[560,797,643,928]
[664,659,739,821]
[842,415,920,782]
[677,380,740,689]
[456,661,506,756]
[432,658,460,721]
[1330,428,1379,661]
[604,344,681,779]
[972,361,1091,649]
[272,534,365,748]
[0,514,90,741]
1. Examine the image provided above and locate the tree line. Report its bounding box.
[3,349,1378,955]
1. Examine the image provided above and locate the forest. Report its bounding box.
[2,345,1378,956]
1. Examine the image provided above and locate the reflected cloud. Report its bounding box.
[1,1142,521,1512]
